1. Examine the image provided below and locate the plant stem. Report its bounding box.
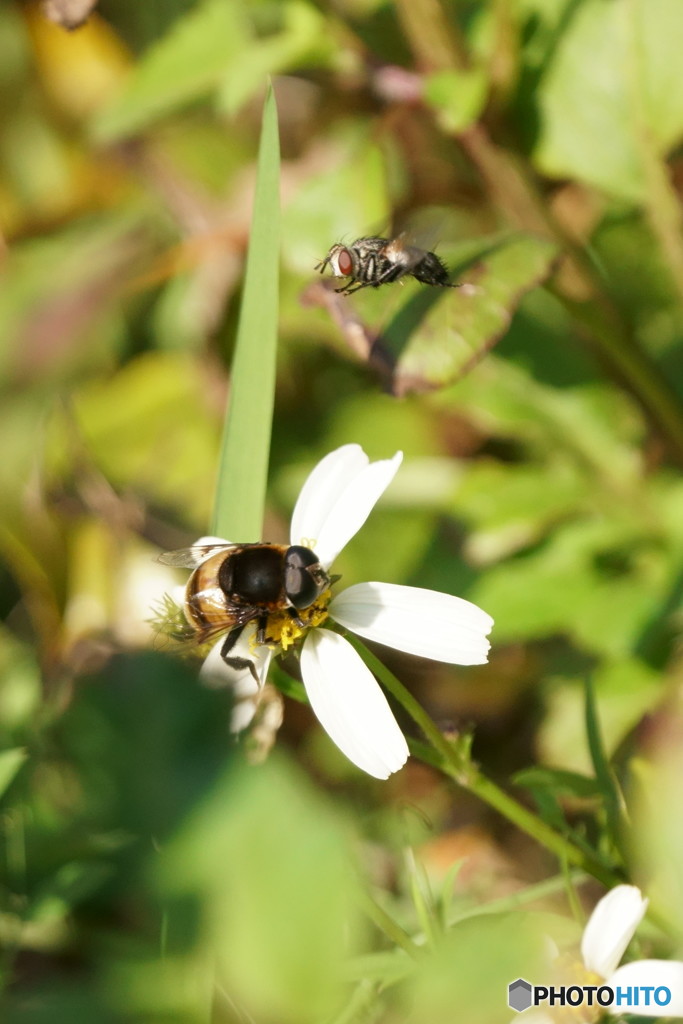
[357,890,422,960]
[347,637,620,889]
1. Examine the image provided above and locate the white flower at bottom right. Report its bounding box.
[525,885,683,1021]
[583,885,683,1017]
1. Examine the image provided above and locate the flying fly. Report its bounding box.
[316,234,457,295]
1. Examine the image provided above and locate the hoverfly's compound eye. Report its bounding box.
[284,545,329,610]
[337,248,354,277]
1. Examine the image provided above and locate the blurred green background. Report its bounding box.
[2,0,683,1020]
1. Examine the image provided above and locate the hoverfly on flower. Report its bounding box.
[157,542,332,681]
[156,446,493,779]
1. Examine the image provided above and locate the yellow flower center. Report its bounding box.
[253,589,332,652]
[541,957,606,1024]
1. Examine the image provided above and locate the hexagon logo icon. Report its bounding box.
[508,978,533,1012]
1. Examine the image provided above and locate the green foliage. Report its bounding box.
[533,0,683,200]
[212,86,280,540]
[0,747,26,799]
[159,757,360,1023]
[387,234,559,393]
[94,1,253,141]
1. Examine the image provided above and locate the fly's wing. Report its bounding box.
[381,234,425,274]
[390,206,458,262]
[376,206,450,278]
[157,543,237,569]
[393,208,444,250]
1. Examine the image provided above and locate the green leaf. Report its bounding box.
[514,766,601,800]
[281,125,390,276]
[0,215,141,384]
[346,950,415,986]
[0,747,27,798]
[217,1,337,116]
[212,86,280,541]
[450,362,645,498]
[538,658,661,774]
[386,234,558,394]
[161,756,360,1024]
[533,0,683,201]
[424,67,488,133]
[637,0,683,146]
[470,516,668,656]
[93,0,251,142]
[58,353,219,528]
[406,913,547,1024]
[452,458,585,559]
[633,752,683,933]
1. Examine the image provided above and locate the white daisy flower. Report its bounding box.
[583,885,683,1017]
[523,885,683,1020]
[162,444,493,779]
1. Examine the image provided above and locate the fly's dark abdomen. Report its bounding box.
[410,251,451,287]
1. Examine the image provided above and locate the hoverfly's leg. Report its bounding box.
[220,624,244,658]
[255,614,269,645]
[286,606,306,629]
[220,625,260,685]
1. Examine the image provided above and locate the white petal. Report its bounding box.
[330,582,494,665]
[300,630,409,779]
[609,960,683,1016]
[312,453,403,569]
[290,445,369,551]
[581,885,648,978]
[199,627,272,733]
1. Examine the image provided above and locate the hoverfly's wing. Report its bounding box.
[157,543,236,569]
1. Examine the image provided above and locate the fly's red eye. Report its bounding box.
[337,248,353,276]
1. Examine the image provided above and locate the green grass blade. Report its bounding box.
[584,674,625,860]
[212,86,280,541]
